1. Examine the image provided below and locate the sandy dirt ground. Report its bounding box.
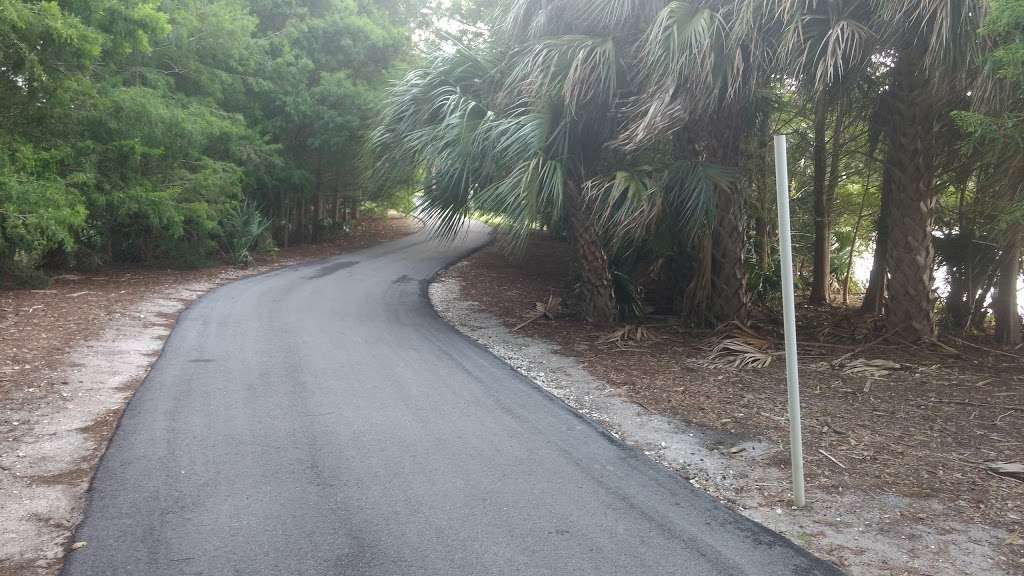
[0,216,422,576]
[430,236,1023,576]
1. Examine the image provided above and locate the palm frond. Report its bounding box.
[503,34,622,120]
[873,0,983,73]
[776,0,877,94]
[620,1,733,146]
[706,335,774,369]
[586,159,731,252]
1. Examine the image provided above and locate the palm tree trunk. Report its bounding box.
[711,182,748,323]
[564,177,616,324]
[883,54,940,341]
[706,112,749,324]
[995,229,1021,346]
[810,95,830,305]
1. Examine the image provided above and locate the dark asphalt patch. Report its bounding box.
[306,260,358,279]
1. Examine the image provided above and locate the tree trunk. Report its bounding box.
[825,101,845,289]
[945,179,974,332]
[754,133,772,274]
[843,177,869,306]
[995,230,1021,346]
[946,267,971,332]
[564,176,617,324]
[711,181,748,324]
[334,184,342,222]
[706,112,749,324]
[279,194,290,249]
[296,194,306,244]
[315,192,324,241]
[862,161,892,314]
[810,95,831,305]
[313,155,324,242]
[883,54,941,341]
[970,275,996,333]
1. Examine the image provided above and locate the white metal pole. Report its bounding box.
[773,135,806,508]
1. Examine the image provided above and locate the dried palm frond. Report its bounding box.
[513,295,562,331]
[599,324,654,344]
[706,335,774,369]
[837,358,902,378]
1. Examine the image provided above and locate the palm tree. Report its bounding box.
[774,0,877,306]
[619,0,780,324]
[873,0,984,341]
[372,1,655,323]
[767,0,983,338]
[374,0,752,325]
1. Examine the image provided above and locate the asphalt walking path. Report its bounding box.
[63,222,841,575]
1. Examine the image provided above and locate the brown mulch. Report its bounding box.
[447,233,1024,573]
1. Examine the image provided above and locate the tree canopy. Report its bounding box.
[1,0,419,279]
[3,0,1022,346]
[373,0,1024,346]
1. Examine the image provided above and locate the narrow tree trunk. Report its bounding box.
[945,180,973,331]
[810,95,831,305]
[969,273,997,333]
[754,133,772,274]
[946,267,971,332]
[564,176,616,324]
[334,183,342,222]
[884,54,940,341]
[825,99,845,294]
[313,155,324,242]
[315,193,325,241]
[843,172,870,305]
[995,230,1021,346]
[757,184,771,274]
[280,194,290,249]
[296,195,306,244]
[862,161,892,314]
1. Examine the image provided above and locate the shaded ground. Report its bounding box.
[435,233,1023,576]
[0,216,422,576]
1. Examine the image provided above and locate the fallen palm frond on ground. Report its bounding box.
[835,357,903,378]
[704,325,775,369]
[599,324,655,344]
[512,295,562,331]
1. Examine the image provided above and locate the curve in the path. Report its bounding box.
[63,222,841,576]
